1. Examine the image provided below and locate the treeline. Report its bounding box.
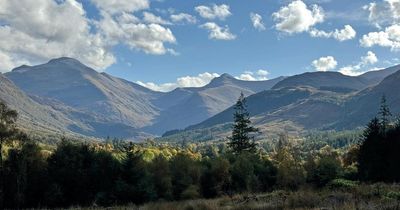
[358,96,400,182]
[2,139,279,208]
[0,95,399,208]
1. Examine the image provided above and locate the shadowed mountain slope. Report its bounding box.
[3,58,285,138]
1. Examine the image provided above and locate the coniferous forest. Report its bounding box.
[1,95,400,209]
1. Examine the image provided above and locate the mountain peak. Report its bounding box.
[48,57,82,65]
[206,73,236,88]
[219,73,234,79]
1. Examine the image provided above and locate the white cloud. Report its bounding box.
[257,69,269,77]
[97,11,176,55]
[143,12,171,25]
[195,4,232,20]
[272,0,356,42]
[361,51,378,65]
[339,51,379,76]
[90,0,149,14]
[200,22,236,40]
[136,81,178,92]
[138,70,271,92]
[0,0,179,72]
[312,56,338,71]
[235,70,270,81]
[0,0,115,72]
[137,72,220,92]
[364,0,400,28]
[360,24,400,51]
[0,51,29,73]
[250,13,266,31]
[272,0,324,34]
[236,73,257,81]
[170,13,197,24]
[177,72,220,87]
[310,25,356,41]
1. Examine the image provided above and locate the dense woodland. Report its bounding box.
[0,95,399,209]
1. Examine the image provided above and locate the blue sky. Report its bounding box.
[1,0,400,91]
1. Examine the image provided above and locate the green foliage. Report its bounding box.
[3,97,400,208]
[228,93,259,154]
[327,179,359,190]
[358,104,400,182]
[150,155,173,200]
[306,146,343,187]
[3,141,48,208]
[379,95,392,131]
[386,191,400,200]
[170,153,202,200]
[229,153,277,193]
[201,157,231,198]
[273,139,305,190]
[0,101,18,144]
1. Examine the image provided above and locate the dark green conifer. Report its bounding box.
[228,93,259,154]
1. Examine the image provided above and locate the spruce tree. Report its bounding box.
[379,95,392,132]
[228,93,259,154]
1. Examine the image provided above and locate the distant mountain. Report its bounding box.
[188,86,343,131]
[358,64,400,86]
[144,74,286,134]
[176,65,400,141]
[336,68,400,129]
[0,73,73,135]
[3,57,285,138]
[272,71,372,92]
[3,57,398,140]
[6,58,159,139]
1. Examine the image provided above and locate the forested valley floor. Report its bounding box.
[1,96,400,209]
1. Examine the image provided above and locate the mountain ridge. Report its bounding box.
[175,65,400,141]
[2,57,286,138]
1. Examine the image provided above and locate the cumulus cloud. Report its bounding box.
[272,0,324,34]
[360,24,400,51]
[235,70,270,81]
[312,56,338,71]
[138,70,271,92]
[310,25,357,41]
[170,13,197,24]
[250,13,266,31]
[200,22,236,40]
[339,51,379,76]
[0,0,115,72]
[90,0,149,14]
[364,0,400,28]
[143,12,171,25]
[361,51,378,65]
[0,0,179,72]
[195,4,232,20]
[137,72,220,92]
[97,10,177,55]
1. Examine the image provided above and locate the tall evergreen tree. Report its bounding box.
[0,101,18,209]
[228,93,259,154]
[379,95,392,131]
[0,101,18,166]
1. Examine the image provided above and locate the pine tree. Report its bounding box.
[228,93,259,154]
[379,95,392,132]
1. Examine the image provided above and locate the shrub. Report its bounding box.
[386,191,400,200]
[327,179,359,191]
[181,185,200,200]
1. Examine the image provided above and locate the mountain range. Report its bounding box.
[0,57,399,141]
[1,57,284,140]
[177,65,400,141]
